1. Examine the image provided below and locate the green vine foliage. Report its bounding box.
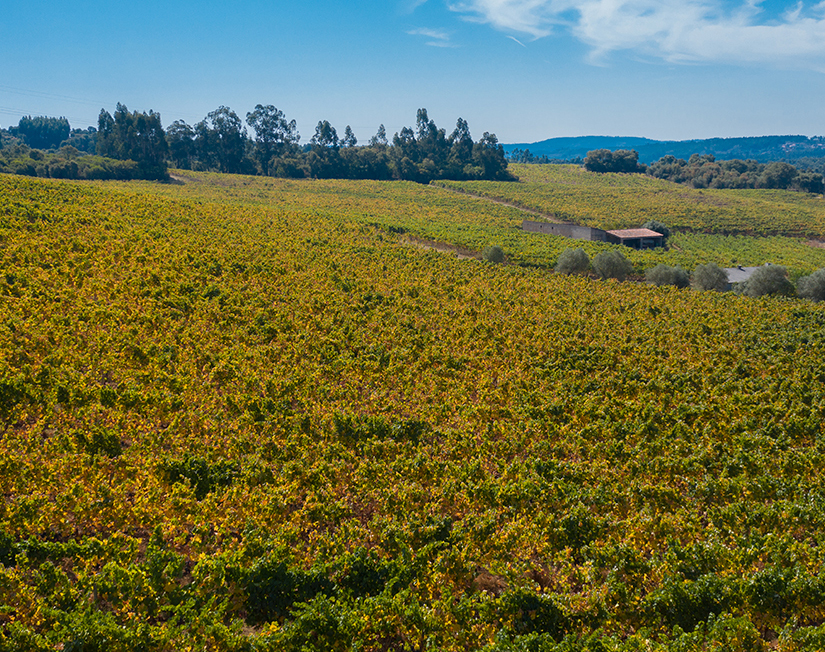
[1,173,825,649]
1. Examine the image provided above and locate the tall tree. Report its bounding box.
[13,116,70,150]
[96,103,168,179]
[448,117,473,176]
[342,126,357,148]
[416,108,436,141]
[472,132,509,180]
[245,104,299,175]
[306,121,341,178]
[310,120,339,150]
[195,106,248,174]
[369,124,388,147]
[166,120,196,169]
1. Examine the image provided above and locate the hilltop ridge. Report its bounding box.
[505,134,825,164]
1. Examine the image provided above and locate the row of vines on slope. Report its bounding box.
[1,175,825,649]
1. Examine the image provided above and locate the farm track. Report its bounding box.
[432,182,565,223]
[400,234,479,259]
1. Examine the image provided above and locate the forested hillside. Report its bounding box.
[506,135,825,166]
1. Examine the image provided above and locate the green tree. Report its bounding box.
[691,263,728,291]
[13,115,70,150]
[166,120,196,169]
[61,127,97,154]
[592,250,632,281]
[584,149,644,173]
[245,105,299,175]
[794,171,824,194]
[311,121,339,150]
[758,162,798,189]
[797,269,825,302]
[482,245,505,263]
[368,124,388,147]
[341,126,357,148]
[554,248,590,275]
[646,264,689,287]
[472,132,510,180]
[447,117,474,177]
[195,106,248,174]
[742,265,794,297]
[96,103,168,179]
[306,121,342,178]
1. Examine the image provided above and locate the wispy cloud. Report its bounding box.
[408,27,459,46]
[507,34,528,46]
[402,0,430,12]
[448,0,825,67]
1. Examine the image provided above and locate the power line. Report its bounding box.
[0,105,95,126]
[0,85,112,108]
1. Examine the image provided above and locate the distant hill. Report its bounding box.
[504,135,825,165]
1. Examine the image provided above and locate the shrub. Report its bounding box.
[555,248,590,275]
[691,263,728,292]
[482,245,505,263]
[742,265,793,298]
[592,250,632,281]
[797,268,825,302]
[645,264,689,288]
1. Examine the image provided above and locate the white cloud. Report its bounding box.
[408,27,459,46]
[448,0,825,66]
[403,0,430,12]
[450,0,559,37]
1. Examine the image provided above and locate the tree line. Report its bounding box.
[582,148,824,193]
[0,105,512,183]
[507,147,582,165]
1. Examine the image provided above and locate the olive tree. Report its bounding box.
[555,248,590,275]
[482,245,505,263]
[742,265,793,297]
[797,268,825,302]
[645,264,689,288]
[592,250,632,281]
[691,263,728,292]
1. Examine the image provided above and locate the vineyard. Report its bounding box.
[150,170,825,275]
[435,163,825,239]
[2,173,825,650]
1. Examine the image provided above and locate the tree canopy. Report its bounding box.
[246,105,299,175]
[647,153,823,193]
[96,103,168,179]
[583,149,645,173]
[11,116,70,150]
[3,105,512,183]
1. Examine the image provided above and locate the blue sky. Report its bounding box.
[1,0,823,143]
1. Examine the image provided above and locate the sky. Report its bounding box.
[1,0,824,143]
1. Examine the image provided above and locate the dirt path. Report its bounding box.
[400,234,479,260]
[432,184,565,224]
